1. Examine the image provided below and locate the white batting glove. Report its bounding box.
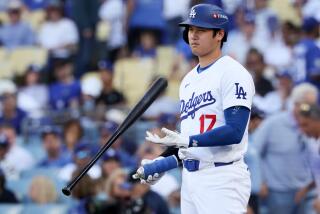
[132,157,165,185]
[146,128,189,148]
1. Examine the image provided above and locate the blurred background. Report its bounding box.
[0,0,319,213]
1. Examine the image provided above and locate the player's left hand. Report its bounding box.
[146,128,189,148]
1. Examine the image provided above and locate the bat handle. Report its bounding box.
[62,186,71,196]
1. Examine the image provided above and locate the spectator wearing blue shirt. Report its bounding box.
[126,0,165,51]
[292,17,320,89]
[38,125,70,168]
[49,56,81,110]
[252,83,318,214]
[0,0,35,49]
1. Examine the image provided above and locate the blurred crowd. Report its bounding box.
[0,0,320,213]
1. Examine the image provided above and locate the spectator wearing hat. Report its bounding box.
[0,79,27,134]
[0,124,34,180]
[17,64,49,119]
[58,142,101,182]
[95,60,126,108]
[291,17,320,89]
[100,149,121,179]
[0,166,18,203]
[0,0,35,49]
[38,125,70,168]
[99,120,137,170]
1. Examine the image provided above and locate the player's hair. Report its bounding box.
[290,83,318,104]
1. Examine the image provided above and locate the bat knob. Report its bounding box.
[62,187,71,196]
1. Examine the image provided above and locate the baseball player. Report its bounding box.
[133,4,255,214]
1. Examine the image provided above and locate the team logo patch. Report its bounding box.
[235,83,247,99]
[180,91,216,120]
[189,8,196,18]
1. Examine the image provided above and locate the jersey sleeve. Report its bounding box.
[221,66,255,110]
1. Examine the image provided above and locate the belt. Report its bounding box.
[183,159,234,172]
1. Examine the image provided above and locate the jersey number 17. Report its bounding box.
[199,114,216,133]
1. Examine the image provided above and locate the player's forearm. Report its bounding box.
[160,146,182,166]
[189,106,250,147]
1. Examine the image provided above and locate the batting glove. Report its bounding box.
[146,128,189,148]
[132,157,165,185]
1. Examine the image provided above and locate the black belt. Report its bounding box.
[183,159,234,172]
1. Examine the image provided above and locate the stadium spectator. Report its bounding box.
[23,0,48,10]
[37,0,78,59]
[17,64,48,119]
[296,103,320,214]
[252,83,318,214]
[99,120,137,170]
[0,0,35,49]
[132,30,158,58]
[95,60,126,108]
[254,69,294,116]
[58,142,101,182]
[245,48,274,97]
[38,125,70,167]
[126,0,165,51]
[291,17,320,89]
[70,168,98,214]
[0,79,27,134]
[62,119,84,161]
[0,166,18,203]
[0,124,35,180]
[100,149,121,180]
[70,0,99,76]
[48,56,81,110]
[245,106,264,214]
[27,175,58,204]
[99,0,127,63]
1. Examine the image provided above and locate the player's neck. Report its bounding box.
[198,49,222,68]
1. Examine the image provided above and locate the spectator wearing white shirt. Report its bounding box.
[38,0,78,59]
[99,0,127,63]
[0,124,35,180]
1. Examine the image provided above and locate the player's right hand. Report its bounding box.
[132,157,165,185]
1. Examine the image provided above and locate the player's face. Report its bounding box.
[188,26,223,57]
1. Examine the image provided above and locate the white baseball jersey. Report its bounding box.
[178,55,255,163]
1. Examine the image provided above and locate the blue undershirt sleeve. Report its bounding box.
[189,106,250,147]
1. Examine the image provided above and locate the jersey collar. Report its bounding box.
[196,55,224,74]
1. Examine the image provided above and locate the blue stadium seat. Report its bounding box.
[20,168,60,180]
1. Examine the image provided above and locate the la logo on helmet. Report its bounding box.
[189,8,196,18]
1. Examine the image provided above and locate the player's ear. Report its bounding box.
[216,30,225,42]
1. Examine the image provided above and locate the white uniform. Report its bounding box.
[178,55,255,214]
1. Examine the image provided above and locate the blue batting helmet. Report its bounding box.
[179,4,229,44]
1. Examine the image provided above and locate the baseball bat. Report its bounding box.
[62,77,168,196]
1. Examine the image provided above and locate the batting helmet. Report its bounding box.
[179,4,229,44]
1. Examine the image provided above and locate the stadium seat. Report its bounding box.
[25,10,46,31]
[8,47,48,76]
[113,58,156,107]
[156,46,176,77]
[20,168,60,180]
[6,179,31,201]
[0,60,14,79]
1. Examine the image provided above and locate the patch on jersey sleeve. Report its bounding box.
[234,83,247,99]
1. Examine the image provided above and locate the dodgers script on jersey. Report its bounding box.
[178,55,255,164]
